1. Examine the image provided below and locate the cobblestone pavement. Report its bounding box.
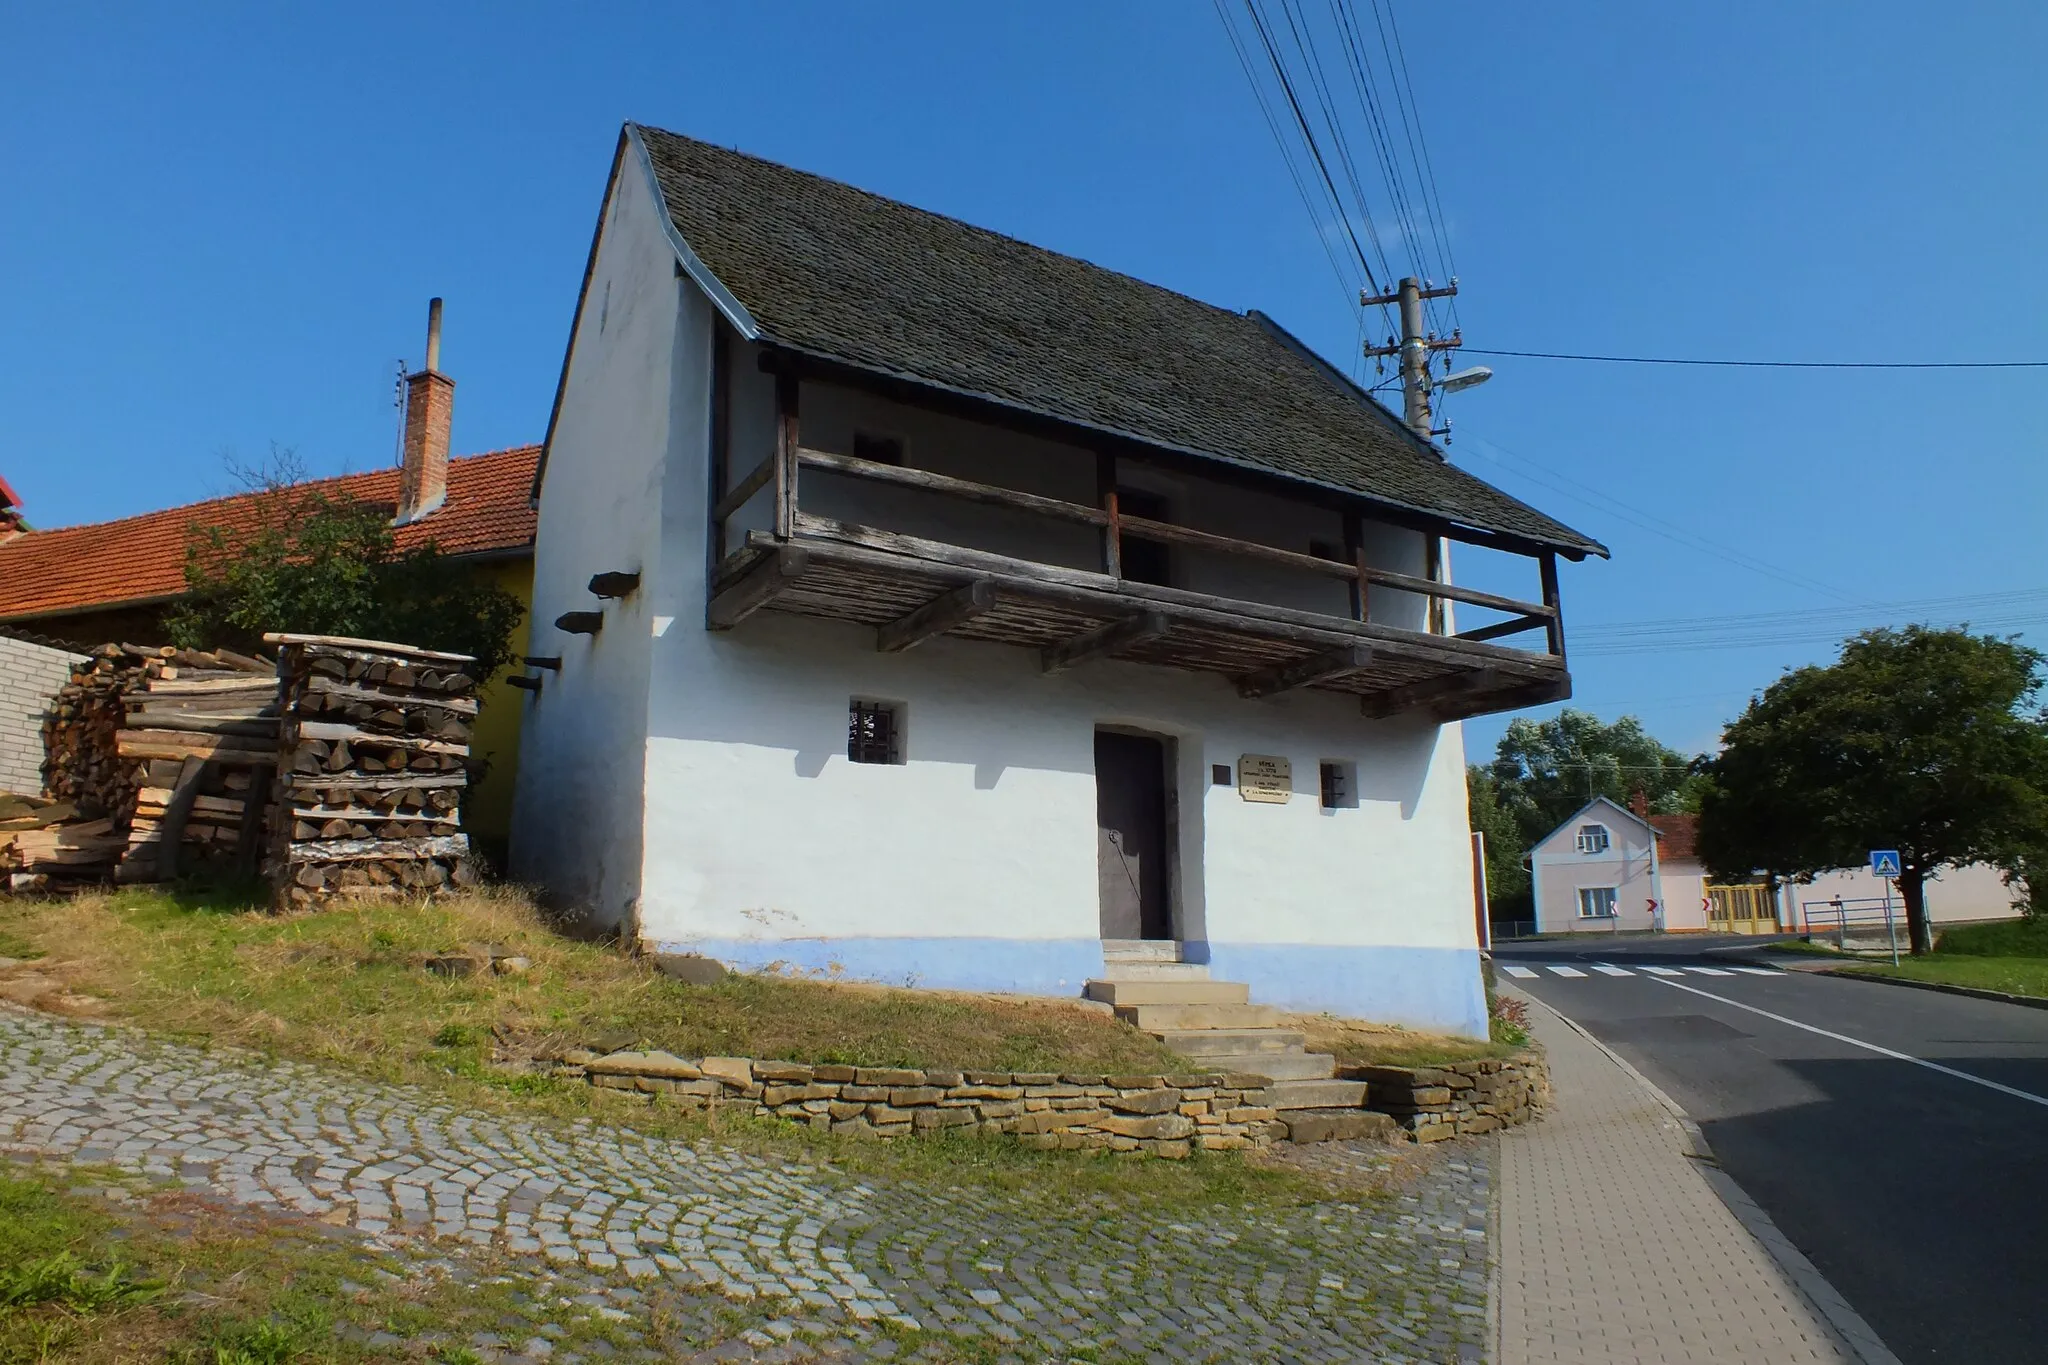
[1,1006,1491,1363]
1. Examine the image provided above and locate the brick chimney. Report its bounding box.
[396,298,454,525]
[0,474,25,545]
[1629,788,1650,819]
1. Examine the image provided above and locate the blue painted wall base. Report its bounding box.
[655,935,1489,1039]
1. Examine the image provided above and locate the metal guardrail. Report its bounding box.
[1800,895,1904,962]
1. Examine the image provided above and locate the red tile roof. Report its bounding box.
[1649,813,1700,863]
[0,446,539,622]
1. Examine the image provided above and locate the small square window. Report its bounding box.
[1576,824,1611,854]
[1212,763,1233,787]
[853,431,904,466]
[1319,761,1358,810]
[848,699,903,764]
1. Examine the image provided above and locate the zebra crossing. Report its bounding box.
[1499,962,1781,981]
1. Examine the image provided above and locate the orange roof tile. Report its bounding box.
[0,446,538,622]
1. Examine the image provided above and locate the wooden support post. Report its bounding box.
[876,579,998,653]
[1360,668,1502,720]
[1041,611,1169,674]
[232,761,272,877]
[1343,509,1368,622]
[707,324,731,570]
[1234,644,1375,699]
[707,547,810,629]
[773,371,800,539]
[1539,551,1565,661]
[1426,536,1446,635]
[156,755,209,881]
[1097,451,1121,579]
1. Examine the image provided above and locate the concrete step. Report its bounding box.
[1157,1028,1307,1057]
[1092,961,1213,983]
[1100,938,1183,964]
[1191,1051,1338,1081]
[1269,1078,1370,1110]
[1083,979,1248,1007]
[1283,1109,1399,1145]
[1118,1002,1281,1031]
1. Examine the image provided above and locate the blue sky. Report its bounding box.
[5,3,2043,757]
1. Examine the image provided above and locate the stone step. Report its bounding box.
[1156,1028,1307,1057]
[1282,1109,1399,1145]
[1083,979,1248,1007]
[1269,1079,1371,1110]
[1118,1002,1281,1031]
[1100,938,1183,964]
[1192,1050,1338,1081]
[1090,962,1213,983]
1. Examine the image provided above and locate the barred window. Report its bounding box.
[1319,760,1358,810]
[848,700,902,765]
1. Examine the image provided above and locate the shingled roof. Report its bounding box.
[619,124,1603,558]
[0,446,539,622]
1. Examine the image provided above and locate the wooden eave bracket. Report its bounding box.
[507,676,543,693]
[1235,644,1374,699]
[1042,611,1170,675]
[555,611,604,635]
[876,578,997,653]
[588,570,642,599]
[522,656,563,671]
[1360,667,1503,720]
[706,547,811,630]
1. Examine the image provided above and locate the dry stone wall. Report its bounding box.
[1354,1054,1550,1142]
[552,1051,1288,1158]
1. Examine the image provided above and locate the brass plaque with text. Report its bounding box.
[1238,754,1292,804]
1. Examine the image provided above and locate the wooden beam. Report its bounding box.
[1118,514,1357,582]
[1357,564,1554,618]
[555,611,603,635]
[797,449,1109,527]
[1360,668,1502,720]
[706,546,810,630]
[156,755,209,881]
[1433,675,1572,723]
[1540,550,1566,661]
[1234,645,1375,699]
[1455,613,1548,644]
[876,579,997,653]
[1097,451,1121,578]
[773,370,799,538]
[707,321,732,568]
[507,676,542,693]
[1343,509,1367,622]
[523,656,563,671]
[712,454,775,523]
[1042,612,1169,674]
[587,571,642,599]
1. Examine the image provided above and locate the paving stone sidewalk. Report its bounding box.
[1,1005,1491,1362]
[1496,990,1854,1365]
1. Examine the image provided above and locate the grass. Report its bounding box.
[1835,954,2048,999]
[1931,917,2048,958]
[1293,1014,1520,1071]
[0,884,1348,1206]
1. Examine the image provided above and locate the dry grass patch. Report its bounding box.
[1290,1013,1519,1071]
[0,884,1182,1078]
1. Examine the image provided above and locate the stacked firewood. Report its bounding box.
[113,650,280,880]
[0,794,126,889]
[40,645,159,821]
[266,634,477,905]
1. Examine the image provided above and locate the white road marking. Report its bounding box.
[1731,967,1779,976]
[1640,966,1683,976]
[1685,966,1732,976]
[1500,965,1538,979]
[1651,976,2048,1111]
[1546,965,1587,978]
[1590,964,1633,976]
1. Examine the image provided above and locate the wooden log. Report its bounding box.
[302,678,479,715]
[286,834,469,863]
[796,448,1110,527]
[876,579,997,653]
[157,756,209,879]
[588,570,643,599]
[507,676,542,693]
[263,633,474,664]
[555,611,603,635]
[1234,645,1375,699]
[137,677,277,697]
[278,773,467,791]
[1360,668,1502,720]
[707,546,810,630]
[293,722,468,756]
[524,656,563,671]
[1354,564,1554,620]
[118,713,277,738]
[116,730,274,761]
[1042,612,1170,675]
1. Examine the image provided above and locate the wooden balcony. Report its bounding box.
[705,380,1572,722]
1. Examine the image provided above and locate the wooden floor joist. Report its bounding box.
[1360,668,1503,720]
[876,578,997,653]
[707,546,811,630]
[1042,612,1170,675]
[1235,644,1375,699]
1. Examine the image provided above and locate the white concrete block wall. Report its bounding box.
[0,635,86,796]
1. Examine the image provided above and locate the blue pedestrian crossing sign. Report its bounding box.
[1870,849,1902,878]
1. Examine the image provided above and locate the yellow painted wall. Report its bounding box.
[464,556,533,865]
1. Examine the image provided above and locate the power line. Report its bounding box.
[1465,348,2048,370]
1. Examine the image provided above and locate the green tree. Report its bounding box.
[165,451,526,680]
[1467,765,1531,918]
[1699,626,2048,953]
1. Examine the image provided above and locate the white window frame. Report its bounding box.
[1575,823,1612,854]
[1577,886,1619,919]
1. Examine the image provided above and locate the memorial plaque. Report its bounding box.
[1238,754,1292,804]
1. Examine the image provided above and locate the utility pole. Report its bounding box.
[1363,277,1462,438]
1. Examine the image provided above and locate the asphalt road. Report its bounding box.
[1493,936,2048,1363]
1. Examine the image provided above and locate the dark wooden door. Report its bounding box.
[1095,730,1172,940]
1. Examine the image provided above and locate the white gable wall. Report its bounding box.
[1530,799,1660,933]
[508,155,685,930]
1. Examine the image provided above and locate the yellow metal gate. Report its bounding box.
[1705,882,1779,935]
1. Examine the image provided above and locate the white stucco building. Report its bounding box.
[509,124,1605,1038]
